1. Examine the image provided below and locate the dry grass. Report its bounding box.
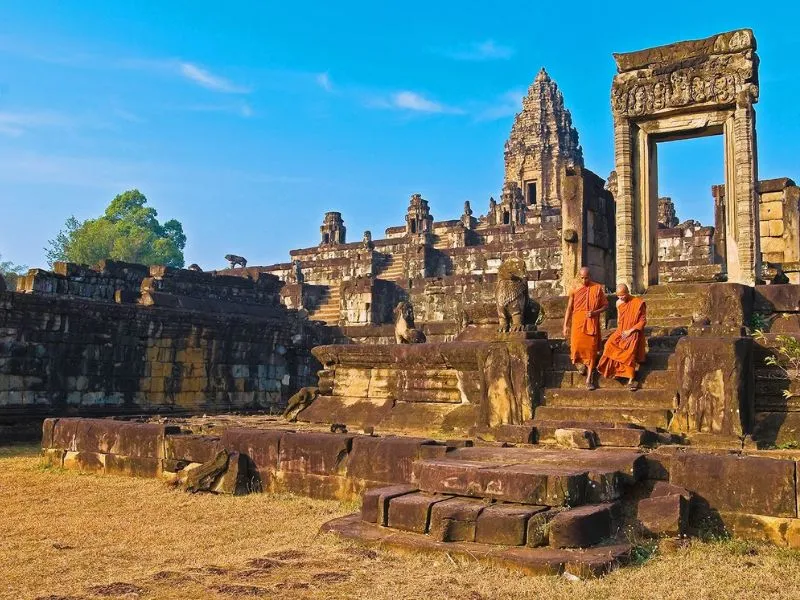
[2,444,800,600]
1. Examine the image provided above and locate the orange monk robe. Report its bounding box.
[569,283,608,367]
[598,296,647,379]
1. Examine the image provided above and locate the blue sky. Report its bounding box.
[1,2,798,270]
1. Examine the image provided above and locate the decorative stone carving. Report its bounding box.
[495,258,540,332]
[225,254,247,269]
[504,68,584,209]
[405,194,433,236]
[362,230,373,250]
[283,386,319,422]
[611,29,758,118]
[286,259,304,284]
[394,301,426,344]
[320,212,346,245]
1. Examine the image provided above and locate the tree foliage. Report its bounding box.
[0,254,27,289]
[45,190,186,268]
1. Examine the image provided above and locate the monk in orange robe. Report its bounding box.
[598,284,647,391]
[563,267,608,390]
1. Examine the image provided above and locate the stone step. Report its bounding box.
[412,459,603,506]
[322,514,631,577]
[534,406,672,429]
[542,388,676,409]
[545,369,676,390]
[531,421,660,448]
[551,351,675,372]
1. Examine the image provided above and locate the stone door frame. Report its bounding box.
[612,29,760,292]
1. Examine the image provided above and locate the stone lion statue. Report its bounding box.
[496,257,540,332]
[282,386,318,422]
[225,254,247,269]
[394,301,426,344]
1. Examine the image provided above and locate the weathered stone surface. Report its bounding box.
[361,484,418,524]
[549,503,615,548]
[526,508,561,547]
[637,494,688,537]
[214,451,250,495]
[278,472,351,500]
[323,514,630,578]
[347,435,439,484]
[670,452,797,518]
[672,337,754,436]
[554,428,596,449]
[387,492,452,533]
[63,450,105,473]
[277,432,353,476]
[220,428,286,491]
[105,454,161,478]
[475,504,547,546]
[165,434,222,464]
[719,512,800,548]
[429,497,486,542]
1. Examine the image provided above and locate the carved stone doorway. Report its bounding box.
[611,29,760,291]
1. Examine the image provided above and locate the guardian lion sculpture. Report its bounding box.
[394,301,426,344]
[496,257,540,332]
[225,254,247,269]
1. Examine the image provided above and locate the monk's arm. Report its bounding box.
[563,293,574,337]
[589,289,608,318]
[631,302,647,332]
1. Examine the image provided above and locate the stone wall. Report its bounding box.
[1,263,329,426]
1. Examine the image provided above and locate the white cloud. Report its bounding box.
[0,110,75,137]
[178,62,250,94]
[370,91,464,115]
[316,72,333,92]
[475,89,524,121]
[445,40,514,61]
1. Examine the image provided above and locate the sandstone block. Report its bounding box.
[638,494,688,537]
[549,503,615,549]
[429,497,486,542]
[347,435,439,484]
[475,503,547,546]
[213,451,249,495]
[277,471,352,500]
[165,434,222,464]
[387,493,452,533]
[526,508,561,547]
[670,452,797,518]
[105,454,161,478]
[278,432,353,476]
[63,450,105,473]
[554,428,596,449]
[361,484,418,524]
[220,428,286,490]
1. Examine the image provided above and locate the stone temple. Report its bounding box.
[6,29,800,575]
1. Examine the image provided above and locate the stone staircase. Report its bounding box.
[529,285,707,447]
[376,253,405,281]
[323,445,642,576]
[308,284,341,325]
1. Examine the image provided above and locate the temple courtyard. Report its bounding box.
[3,444,800,600]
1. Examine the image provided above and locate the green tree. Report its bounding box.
[0,254,27,289]
[45,190,186,268]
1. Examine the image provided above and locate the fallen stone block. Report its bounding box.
[429,497,486,542]
[213,451,249,495]
[361,484,418,524]
[40,448,65,468]
[637,494,688,537]
[549,503,615,549]
[387,492,452,533]
[475,504,547,546]
[184,450,229,493]
[220,428,286,491]
[554,428,596,449]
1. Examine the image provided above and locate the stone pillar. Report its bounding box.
[614,117,636,292]
[730,99,760,285]
[712,184,727,266]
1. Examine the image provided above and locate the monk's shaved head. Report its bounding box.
[579,267,591,277]
[616,283,629,294]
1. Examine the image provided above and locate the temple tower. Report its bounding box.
[320,212,346,245]
[405,194,433,236]
[504,68,584,209]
